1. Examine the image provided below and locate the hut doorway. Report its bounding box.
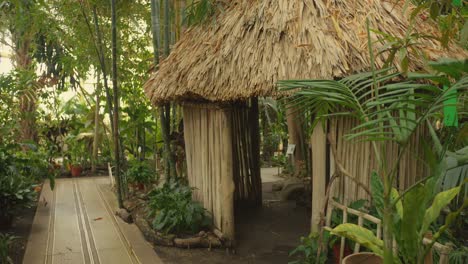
[182,99,310,262]
[182,99,262,241]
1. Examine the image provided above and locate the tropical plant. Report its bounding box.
[279,58,468,264]
[329,172,465,264]
[147,179,211,234]
[0,233,16,264]
[125,159,156,185]
[0,173,37,227]
[289,232,328,264]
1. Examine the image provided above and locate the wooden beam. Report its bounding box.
[311,122,327,232]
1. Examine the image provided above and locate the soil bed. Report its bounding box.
[1,204,37,264]
[152,182,311,263]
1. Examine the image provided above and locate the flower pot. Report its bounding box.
[71,165,83,177]
[333,243,352,264]
[131,183,145,191]
[342,253,382,264]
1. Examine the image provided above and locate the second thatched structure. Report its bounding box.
[144,0,466,240]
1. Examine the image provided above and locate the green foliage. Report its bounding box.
[125,159,156,185]
[330,224,385,257]
[329,174,462,263]
[0,233,16,264]
[147,179,211,234]
[281,57,467,263]
[65,134,90,167]
[280,64,467,144]
[0,173,37,221]
[289,232,327,264]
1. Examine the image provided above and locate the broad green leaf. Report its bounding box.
[370,172,384,218]
[391,188,403,219]
[400,184,426,262]
[330,223,384,256]
[420,187,460,235]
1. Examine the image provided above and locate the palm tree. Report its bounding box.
[279,62,467,263]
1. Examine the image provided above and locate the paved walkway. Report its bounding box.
[23,177,161,264]
[260,167,283,183]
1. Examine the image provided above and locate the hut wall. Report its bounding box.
[231,100,262,206]
[311,117,429,229]
[183,101,261,240]
[183,104,235,239]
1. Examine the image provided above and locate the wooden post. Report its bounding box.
[221,109,235,241]
[286,107,305,175]
[311,122,327,232]
[250,98,262,205]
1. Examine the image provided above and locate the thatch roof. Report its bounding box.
[144,0,467,104]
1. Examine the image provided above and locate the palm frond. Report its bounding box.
[278,68,468,145]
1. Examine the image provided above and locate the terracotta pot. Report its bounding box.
[342,253,383,264]
[71,165,83,177]
[132,183,145,191]
[333,243,352,264]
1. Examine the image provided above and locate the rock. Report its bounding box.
[134,213,156,243]
[123,200,136,211]
[116,208,133,223]
[123,198,145,212]
[153,233,175,247]
[272,181,284,191]
[173,234,222,249]
[279,178,306,201]
[213,228,225,240]
[206,233,222,248]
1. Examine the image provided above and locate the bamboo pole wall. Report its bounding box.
[182,101,261,240]
[183,104,235,239]
[231,100,262,206]
[312,117,429,229]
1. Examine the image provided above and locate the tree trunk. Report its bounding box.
[163,0,177,179]
[92,5,115,134]
[92,72,101,174]
[14,12,37,144]
[286,107,306,175]
[111,0,124,208]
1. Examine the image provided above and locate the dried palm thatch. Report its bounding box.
[144,0,467,104]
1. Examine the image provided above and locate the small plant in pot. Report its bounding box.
[125,159,155,191]
[65,135,89,177]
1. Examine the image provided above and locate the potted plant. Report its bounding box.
[125,159,155,191]
[342,253,382,264]
[65,134,90,177]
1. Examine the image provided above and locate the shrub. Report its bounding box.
[147,179,211,234]
[0,173,37,226]
[0,233,16,264]
[289,232,327,264]
[0,144,38,226]
[125,159,155,185]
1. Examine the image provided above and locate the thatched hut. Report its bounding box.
[144,0,466,240]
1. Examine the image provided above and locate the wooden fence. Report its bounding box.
[312,117,429,230]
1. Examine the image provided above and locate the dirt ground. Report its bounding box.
[154,182,311,264]
[2,205,37,264]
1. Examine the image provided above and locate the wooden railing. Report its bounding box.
[324,199,452,263]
